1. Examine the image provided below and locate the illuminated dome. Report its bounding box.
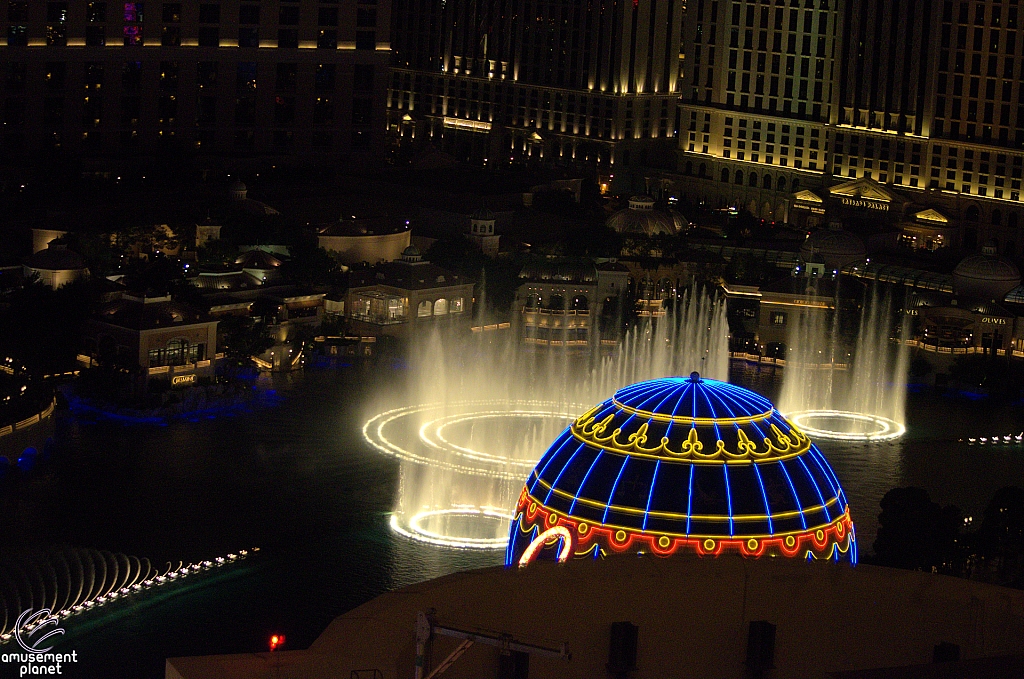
[952,242,1021,300]
[507,374,855,566]
[606,196,682,237]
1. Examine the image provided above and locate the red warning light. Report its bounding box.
[269,634,285,652]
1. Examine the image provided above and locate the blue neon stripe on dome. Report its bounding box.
[797,455,832,522]
[642,459,661,532]
[544,442,586,505]
[777,460,809,530]
[752,462,775,535]
[722,464,734,536]
[686,463,694,534]
[569,451,605,515]
[602,457,630,524]
[529,429,576,496]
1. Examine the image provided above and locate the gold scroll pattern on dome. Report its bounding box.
[570,407,811,462]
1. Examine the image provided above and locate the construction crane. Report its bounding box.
[414,610,570,679]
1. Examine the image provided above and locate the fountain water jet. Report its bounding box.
[779,283,909,440]
[364,286,730,549]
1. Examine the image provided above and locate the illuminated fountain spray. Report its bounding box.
[780,284,910,440]
[364,287,729,549]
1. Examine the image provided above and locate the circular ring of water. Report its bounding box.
[786,410,906,441]
[390,508,512,550]
[363,400,576,479]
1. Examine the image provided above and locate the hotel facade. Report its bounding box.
[672,0,1024,256]
[386,0,685,169]
[0,0,391,164]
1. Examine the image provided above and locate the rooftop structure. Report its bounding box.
[166,555,1024,679]
[508,374,854,567]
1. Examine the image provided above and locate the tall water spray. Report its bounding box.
[778,282,910,439]
[365,286,730,548]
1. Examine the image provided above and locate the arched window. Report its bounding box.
[417,300,432,317]
[698,163,707,177]
[763,175,772,190]
[721,168,730,182]
[735,170,744,185]
[548,294,565,310]
[451,297,464,313]
[791,178,800,193]
[685,160,693,175]
[777,177,786,192]
[433,298,448,315]
[992,209,1002,226]
[1009,213,1020,230]
[571,295,588,311]
[966,205,980,222]
[748,172,758,187]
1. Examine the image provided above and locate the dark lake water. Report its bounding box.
[4,362,1024,678]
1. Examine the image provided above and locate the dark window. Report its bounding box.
[274,96,295,125]
[357,8,376,27]
[86,26,106,45]
[161,26,180,45]
[278,29,298,48]
[197,96,217,125]
[239,4,259,24]
[197,61,217,88]
[313,97,333,124]
[162,3,180,22]
[7,2,28,21]
[355,31,375,50]
[315,63,336,91]
[121,96,140,124]
[47,2,68,22]
[318,7,337,25]
[198,26,219,46]
[318,29,337,48]
[7,26,27,46]
[238,28,259,48]
[236,62,257,91]
[275,63,298,91]
[353,64,373,91]
[43,97,64,125]
[235,97,256,125]
[158,95,177,122]
[46,23,66,45]
[199,3,219,23]
[122,61,142,91]
[352,97,373,125]
[279,6,299,24]
[351,129,370,150]
[84,62,105,88]
[87,2,107,22]
[45,62,67,89]
[159,61,179,90]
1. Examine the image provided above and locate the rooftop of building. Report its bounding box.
[166,555,1024,679]
[349,260,471,291]
[319,216,411,238]
[93,294,210,331]
[23,241,87,271]
[518,256,597,284]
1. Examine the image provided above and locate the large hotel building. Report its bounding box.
[675,0,1024,254]
[386,0,685,169]
[386,0,1024,255]
[0,0,391,164]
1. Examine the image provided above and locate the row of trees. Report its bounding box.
[872,486,1024,588]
